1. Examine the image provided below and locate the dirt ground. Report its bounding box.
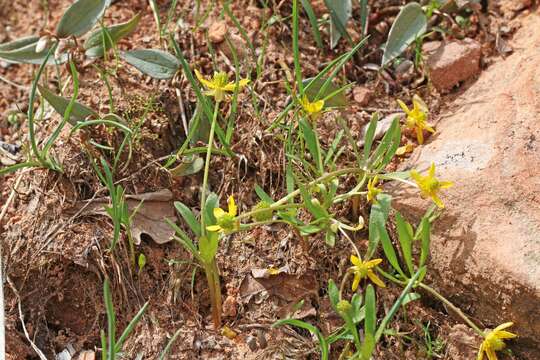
[0,0,536,359]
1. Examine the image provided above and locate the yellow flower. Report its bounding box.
[396,143,414,156]
[366,176,382,204]
[195,70,249,102]
[350,255,385,291]
[478,322,517,360]
[300,95,324,119]
[410,163,453,209]
[207,196,238,233]
[397,95,434,144]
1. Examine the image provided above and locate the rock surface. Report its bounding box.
[426,38,482,93]
[391,13,540,355]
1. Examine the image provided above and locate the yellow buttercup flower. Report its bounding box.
[478,322,517,360]
[195,70,249,102]
[396,143,414,156]
[366,176,382,204]
[411,163,453,208]
[299,95,324,119]
[207,196,239,233]
[397,95,434,144]
[349,255,385,291]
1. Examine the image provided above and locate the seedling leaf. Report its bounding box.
[56,0,110,38]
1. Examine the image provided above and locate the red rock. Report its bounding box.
[388,14,540,354]
[352,86,372,106]
[426,38,481,93]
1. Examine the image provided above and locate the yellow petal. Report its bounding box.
[397,99,410,114]
[416,127,424,144]
[195,69,215,89]
[239,78,250,88]
[494,330,517,339]
[207,225,222,232]
[425,124,436,133]
[367,270,386,288]
[413,94,428,113]
[364,258,383,268]
[227,195,237,216]
[440,181,454,189]
[223,78,250,91]
[372,176,379,186]
[350,255,361,266]
[486,348,498,360]
[410,170,422,183]
[214,207,226,219]
[492,322,514,332]
[431,194,445,209]
[477,346,485,360]
[429,163,436,177]
[352,273,361,291]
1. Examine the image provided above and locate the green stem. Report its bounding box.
[204,260,222,329]
[236,203,302,221]
[417,282,485,337]
[378,270,485,338]
[200,101,220,235]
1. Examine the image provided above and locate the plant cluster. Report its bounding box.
[0,0,517,359]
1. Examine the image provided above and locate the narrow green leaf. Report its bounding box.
[302,77,348,107]
[377,220,406,278]
[115,301,149,353]
[382,2,427,66]
[56,0,110,38]
[364,285,376,336]
[367,193,392,258]
[299,118,322,173]
[369,117,399,168]
[377,122,401,170]
[159,328,182,360]
[375,268,423,341]
[84,12,141,58]
[418,216,431,268]
[254,184,275,204]
[121,49,180,79]
[362,112,378,162]
[103,278,116,358]
[395,212,414,276]
[174,201,201,237]
[273,319,329,360]
[401,292,421,307]
[38,85,98,125]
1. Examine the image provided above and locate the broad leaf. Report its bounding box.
[0,36,38,51]
[382,2,427,66]
[0,38,66,65]
[324,0,352,48]
[169,156,204,177]
[121,49,180,79]
[327,280,340,312]
[38,85,97,125]
[84,13,141,58]
[56,0,110,38]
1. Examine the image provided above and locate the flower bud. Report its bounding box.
[336,300,352,314]
[35,35,50,53]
